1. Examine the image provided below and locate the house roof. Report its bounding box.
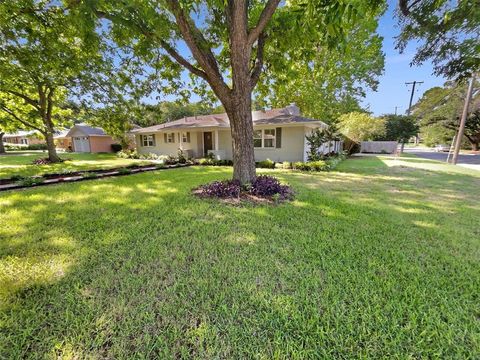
[65,124,108,137]
[132,104,327,133]
[4,130,38,138]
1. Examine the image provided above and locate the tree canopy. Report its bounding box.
[0,0,107,161]
[413,81,480,150]
[396,0,480,79]
[338,111,385,144]
[256,6,385,122]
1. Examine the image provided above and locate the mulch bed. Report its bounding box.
[191,188,290,206]
[0,163,191,192]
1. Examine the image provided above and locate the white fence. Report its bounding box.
[360,141,398,154]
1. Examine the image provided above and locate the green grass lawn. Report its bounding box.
[0,156,479,358]
[0,152,151,179]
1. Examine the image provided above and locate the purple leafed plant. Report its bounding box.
[199,179,241,198]
[249,175,294,199]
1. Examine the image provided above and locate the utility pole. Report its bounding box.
[405,81,424,115]
[451,75,476,165]
[394,106,401,115]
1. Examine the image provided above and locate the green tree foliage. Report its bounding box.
[71,0,384,183]
[138,102,215,127]
[305,125,342,161]
[338,112,385,149]
[0,0,105,162]
[380,114,419,152]
[257,7,385,121]
[413,81,480,149]
[396,0,480,79]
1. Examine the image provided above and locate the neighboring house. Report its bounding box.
[132,104,341,162]
[3,131,45,145]
[54,130,72,151]
[65,124,117,153]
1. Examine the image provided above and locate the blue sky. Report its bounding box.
[362,1,446,116]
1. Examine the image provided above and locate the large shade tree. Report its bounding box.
[413,81,480,150]
[256,7,385,122]
[0,0,105,162]
[396,0,479,79]
[71,0,383,184]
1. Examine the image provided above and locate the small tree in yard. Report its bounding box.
[306,129,328,161]
[0,1,103,162]
[338,112,385,151]
[70,0,383,184]
[382,115,419,153]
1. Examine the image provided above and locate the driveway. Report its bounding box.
[404,148,480,170]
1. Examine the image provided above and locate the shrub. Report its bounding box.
[199,179,241,198]
[282,161,292,169]
[249,175,293,199]
[17,177,45,187]
[9,174,26,181]
[82,172,98,179]
[117,149,140,159]
[164,155,178,165]
[177,149,187,164]
[256,159,275,169]
[111,144,123,153]
[117,168,132,175]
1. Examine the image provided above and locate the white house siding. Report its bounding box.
[216,126,306,162]
[136,131,203,158]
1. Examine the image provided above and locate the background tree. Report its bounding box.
[396,0,479,79]
[72,0,383,184]
[0,110,26,154]
[412,81,480,149]
[0,0,105,162]
[381,114,418,152]
[338,111,385,151]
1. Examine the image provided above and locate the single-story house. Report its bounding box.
[66,124,117,153]
[54,129,72,151]
[132,104,341,162]
[3,131,45,146]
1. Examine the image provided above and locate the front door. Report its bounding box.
[203,132,213,156]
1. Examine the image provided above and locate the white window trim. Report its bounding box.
[253,128,276,149]
[181,132,190,143]
[142,134,155,147]
[166,133,175,143]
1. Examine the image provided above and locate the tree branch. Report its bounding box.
[0,89,40,109]
[247,0,280,46]
[159,40,209,80]
[250,32,266,89]
[165,0,231,102]
[0,105,45,133]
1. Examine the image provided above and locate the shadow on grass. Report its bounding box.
[0,163,479,358]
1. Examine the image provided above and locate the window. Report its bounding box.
[142,134,155,147]
[166,133,175,143]
[253,130,262,148]
[253,129,276,148]
[21,138,28,145]
[263,129,275,148]
[182,132,190,143]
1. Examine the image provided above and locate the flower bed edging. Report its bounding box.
[0,163,191,192]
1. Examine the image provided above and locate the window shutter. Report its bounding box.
[276,127,282,148]
[187,132,190,143]
[164,133,167,143]
[152,134,156,146]
[177,133,180,143]
[139,135,143,146]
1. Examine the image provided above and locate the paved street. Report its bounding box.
[404,148,480,170]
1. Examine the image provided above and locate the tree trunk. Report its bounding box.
[226,94,256,184]
[472,142,479,151]
[44,131,61,162]
[0,132,5,154]
[400,142,405,153]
